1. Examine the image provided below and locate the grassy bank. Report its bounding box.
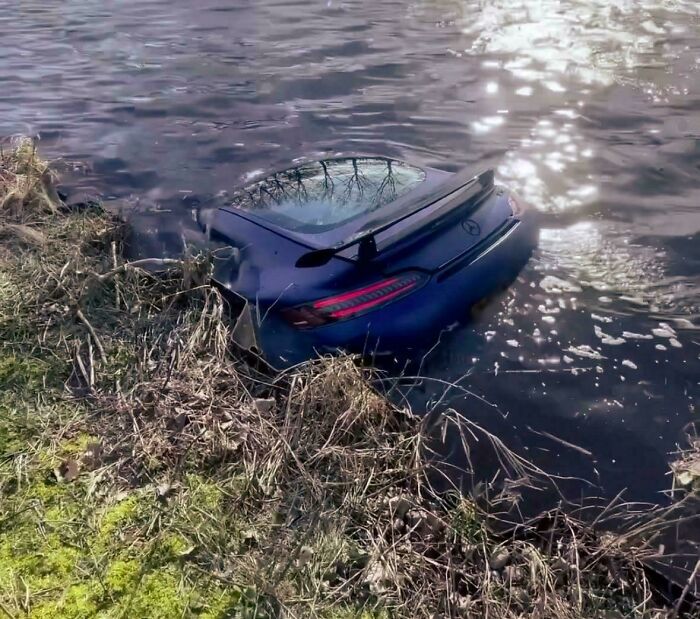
[0,139,687,617]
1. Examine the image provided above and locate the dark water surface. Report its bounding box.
[2,0,698,552]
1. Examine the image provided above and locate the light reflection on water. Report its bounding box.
[461,0,700,89]
[498,118,598,213]
[539,223,669,307]
[447,0,699,372]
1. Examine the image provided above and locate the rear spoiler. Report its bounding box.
[295,168,495,268]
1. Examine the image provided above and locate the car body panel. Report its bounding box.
[208,157,538,367]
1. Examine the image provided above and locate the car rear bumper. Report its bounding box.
[252,212,538,368]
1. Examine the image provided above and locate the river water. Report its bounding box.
[2,0,699,566]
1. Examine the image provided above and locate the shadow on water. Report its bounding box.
[374,287,682,509]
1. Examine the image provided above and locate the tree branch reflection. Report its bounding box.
[231,157,425,222]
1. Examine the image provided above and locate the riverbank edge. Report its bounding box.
[0,139,689,618]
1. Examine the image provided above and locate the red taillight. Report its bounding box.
[281,272,427,328]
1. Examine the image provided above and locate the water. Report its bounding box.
[2,0,699,569]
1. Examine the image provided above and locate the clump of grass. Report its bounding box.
[0,136,61,220]
[0,136,65,254]
[0,140,694,617]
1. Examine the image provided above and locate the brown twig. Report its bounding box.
[76,308,107,363]
[674,558,700,616]
[95,258,184,282]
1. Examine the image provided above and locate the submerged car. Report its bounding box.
[206,156,537,367]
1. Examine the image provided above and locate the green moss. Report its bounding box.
[58,433,95,456]
[1,501,233,619]
[30,582,101,619]
[0,354,43,386]
[99,494,145,540]
[119,568,186,619]
[26,477,72,507]
[106,558,141,594]
[198,589,243,619]
[0,523,82,602]
[194,585,287,619]
[44,534,81,576]
[0,353,64,392]
[185,474,223,513]
[157,533,191,560]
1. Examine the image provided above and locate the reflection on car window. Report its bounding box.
[230,157,426,231]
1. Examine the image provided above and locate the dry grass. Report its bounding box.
[672,429,700,493]
[0,140,695,618]
[0,136,61,220]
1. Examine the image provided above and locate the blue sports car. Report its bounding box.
[206,156,537,367]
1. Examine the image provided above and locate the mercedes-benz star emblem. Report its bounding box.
[462,219,481,236]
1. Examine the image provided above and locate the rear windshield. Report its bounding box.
[230,157,426,232]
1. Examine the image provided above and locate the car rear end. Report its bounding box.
[209,157,537,367]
